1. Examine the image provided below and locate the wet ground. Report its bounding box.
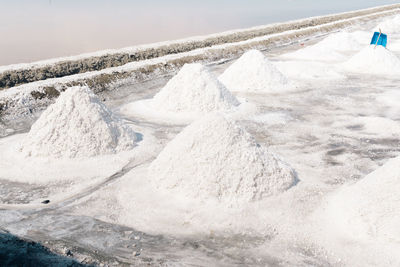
[1,19,400,266]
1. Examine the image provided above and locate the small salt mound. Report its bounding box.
[20,86,137,158]
[374,15,400,34]
[275,60,345,80]
[317,31,368,51]
[219,50,291,93]
[343,45,400,75]
[149,113,296,203]
[324,156,400,242]
[284,46,345,62]
[152,63,239,113]
[283,31,369,62]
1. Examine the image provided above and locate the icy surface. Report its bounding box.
[20,86,138,158]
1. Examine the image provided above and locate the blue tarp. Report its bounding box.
[370,32,387,47]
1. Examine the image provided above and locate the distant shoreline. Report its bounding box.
[0,2,398,66]
[1,3,400,88]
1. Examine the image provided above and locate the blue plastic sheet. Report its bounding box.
[370,32,387,47]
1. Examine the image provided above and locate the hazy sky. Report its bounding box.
[0,0,398,65]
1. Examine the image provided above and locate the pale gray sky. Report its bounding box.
[0,0,398,65]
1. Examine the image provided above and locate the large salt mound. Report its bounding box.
[152,63,239,113]
[323,155,400,243]
[20,86,138,158]
[148,113,297,203]
[343,45,400,75]
[219,50,291,93]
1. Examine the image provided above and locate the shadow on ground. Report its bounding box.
[0,231,93,267]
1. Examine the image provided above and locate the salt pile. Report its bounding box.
[377,90,400,119]
[355,116,400,136]
[343,45,400,75]
[323,155,400,242]
[152,63,239,113]
[219,49,291,93]
[20,86,138,158]
[284,31,367,62]
[374,15,400,34]
[282,30,374,63]
[148,113,297,203]
[315,31,366,52]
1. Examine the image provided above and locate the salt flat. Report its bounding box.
[1,12,400,266]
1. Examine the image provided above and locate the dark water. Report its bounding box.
[0,0,397,65]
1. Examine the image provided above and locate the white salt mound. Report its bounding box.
[377,90,400,119]
[325,156,400,242]
[374,15,400,34]
[152,63,239,113]
[344,45,400,75]
[283,45,344,62]
[316,31,366,51]
[20,86,137,158]
[219,49,291,93]
[282,31,369,61]
[149,113,296,203]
